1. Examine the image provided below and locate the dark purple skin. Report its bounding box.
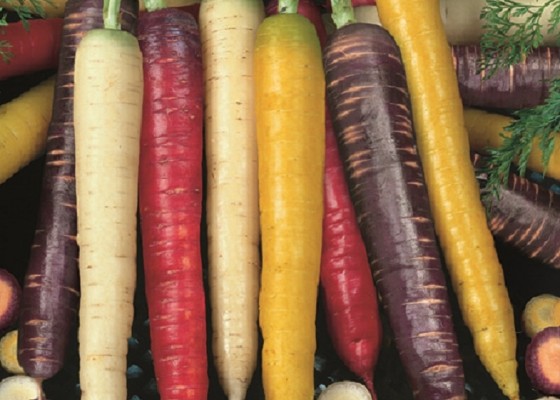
[324,23,466,400]
[16,0,138,380]
[472,153,560,269]
[525,326,560,395]
[453,45,560,110]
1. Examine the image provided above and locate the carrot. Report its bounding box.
[0,0,199,18]
[254,0,325,397]
[452,45,560,110]
[0,375,44,399]
[138,2,207,399]
[318,380,373,400]
[198,0,263,398]
[376,1,519,399]
[265,0,327,47]
[320,108,382,398]
[0,18,63,81]
[522,294,560,338]
[16,0,138,383]
[525,326,560,395]
[464,108,560,182]
[0,330,24,374]
[0,75,54,185]
[472,152,560,270]
[267,3,383,395]
[0,268,21,332]
[324,7,465,398]
[73,0,143,397]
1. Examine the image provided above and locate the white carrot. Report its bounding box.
[198,1,264,398]
[73,0,143,398]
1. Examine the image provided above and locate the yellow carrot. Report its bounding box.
[464,107,560,181]
[0,76,54,185]
[199,0,263,398]
[376,1,519,399]
[254,5,325,400]
[73,1,143,398]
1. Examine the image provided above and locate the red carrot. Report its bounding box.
[138,2,207,399]
[17,0,139,381]
[321,109,382,397]
[452,45,560,110]
[324,10,465,399]
[0,18,63,80]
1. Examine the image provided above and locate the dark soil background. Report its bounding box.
[1,10,560,400]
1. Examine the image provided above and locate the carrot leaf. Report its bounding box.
[483,77,560,200]
[479,0,560,76]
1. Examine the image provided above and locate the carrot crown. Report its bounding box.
[278,0,298,14]
[143,0,168,12]
[104,0,122,30]
[331,0,356,29]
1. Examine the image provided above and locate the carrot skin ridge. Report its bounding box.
[452,45,560,110]
[138,8,208,400]
[255,12,325,400]
[324,23,466,400]
[376,1,519,399]
[321,106,382,398]
[16,0,138,381]
[0,18,64,81]
[472,153,560,269]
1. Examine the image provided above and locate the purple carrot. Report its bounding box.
[324,22,466,400]
[473,152,560,269]
[453,45,560,110]
[17,0,138,380]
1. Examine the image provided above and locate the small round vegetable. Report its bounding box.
[0,375,43,399]
[0,269,21,332]
[522,294,560,338]
[317,381,373,400]
[525,326,560,396]
[0,330,24,374]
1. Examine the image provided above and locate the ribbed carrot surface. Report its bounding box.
[254,12,325,400]
[376,1,519,399]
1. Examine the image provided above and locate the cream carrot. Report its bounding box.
[199,1,263,399]
[73,0,143,398]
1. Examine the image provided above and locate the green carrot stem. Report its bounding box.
[278,0,298,14]
[331,0,356,29]
[143,0,168,12]
[104,0,122,30]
